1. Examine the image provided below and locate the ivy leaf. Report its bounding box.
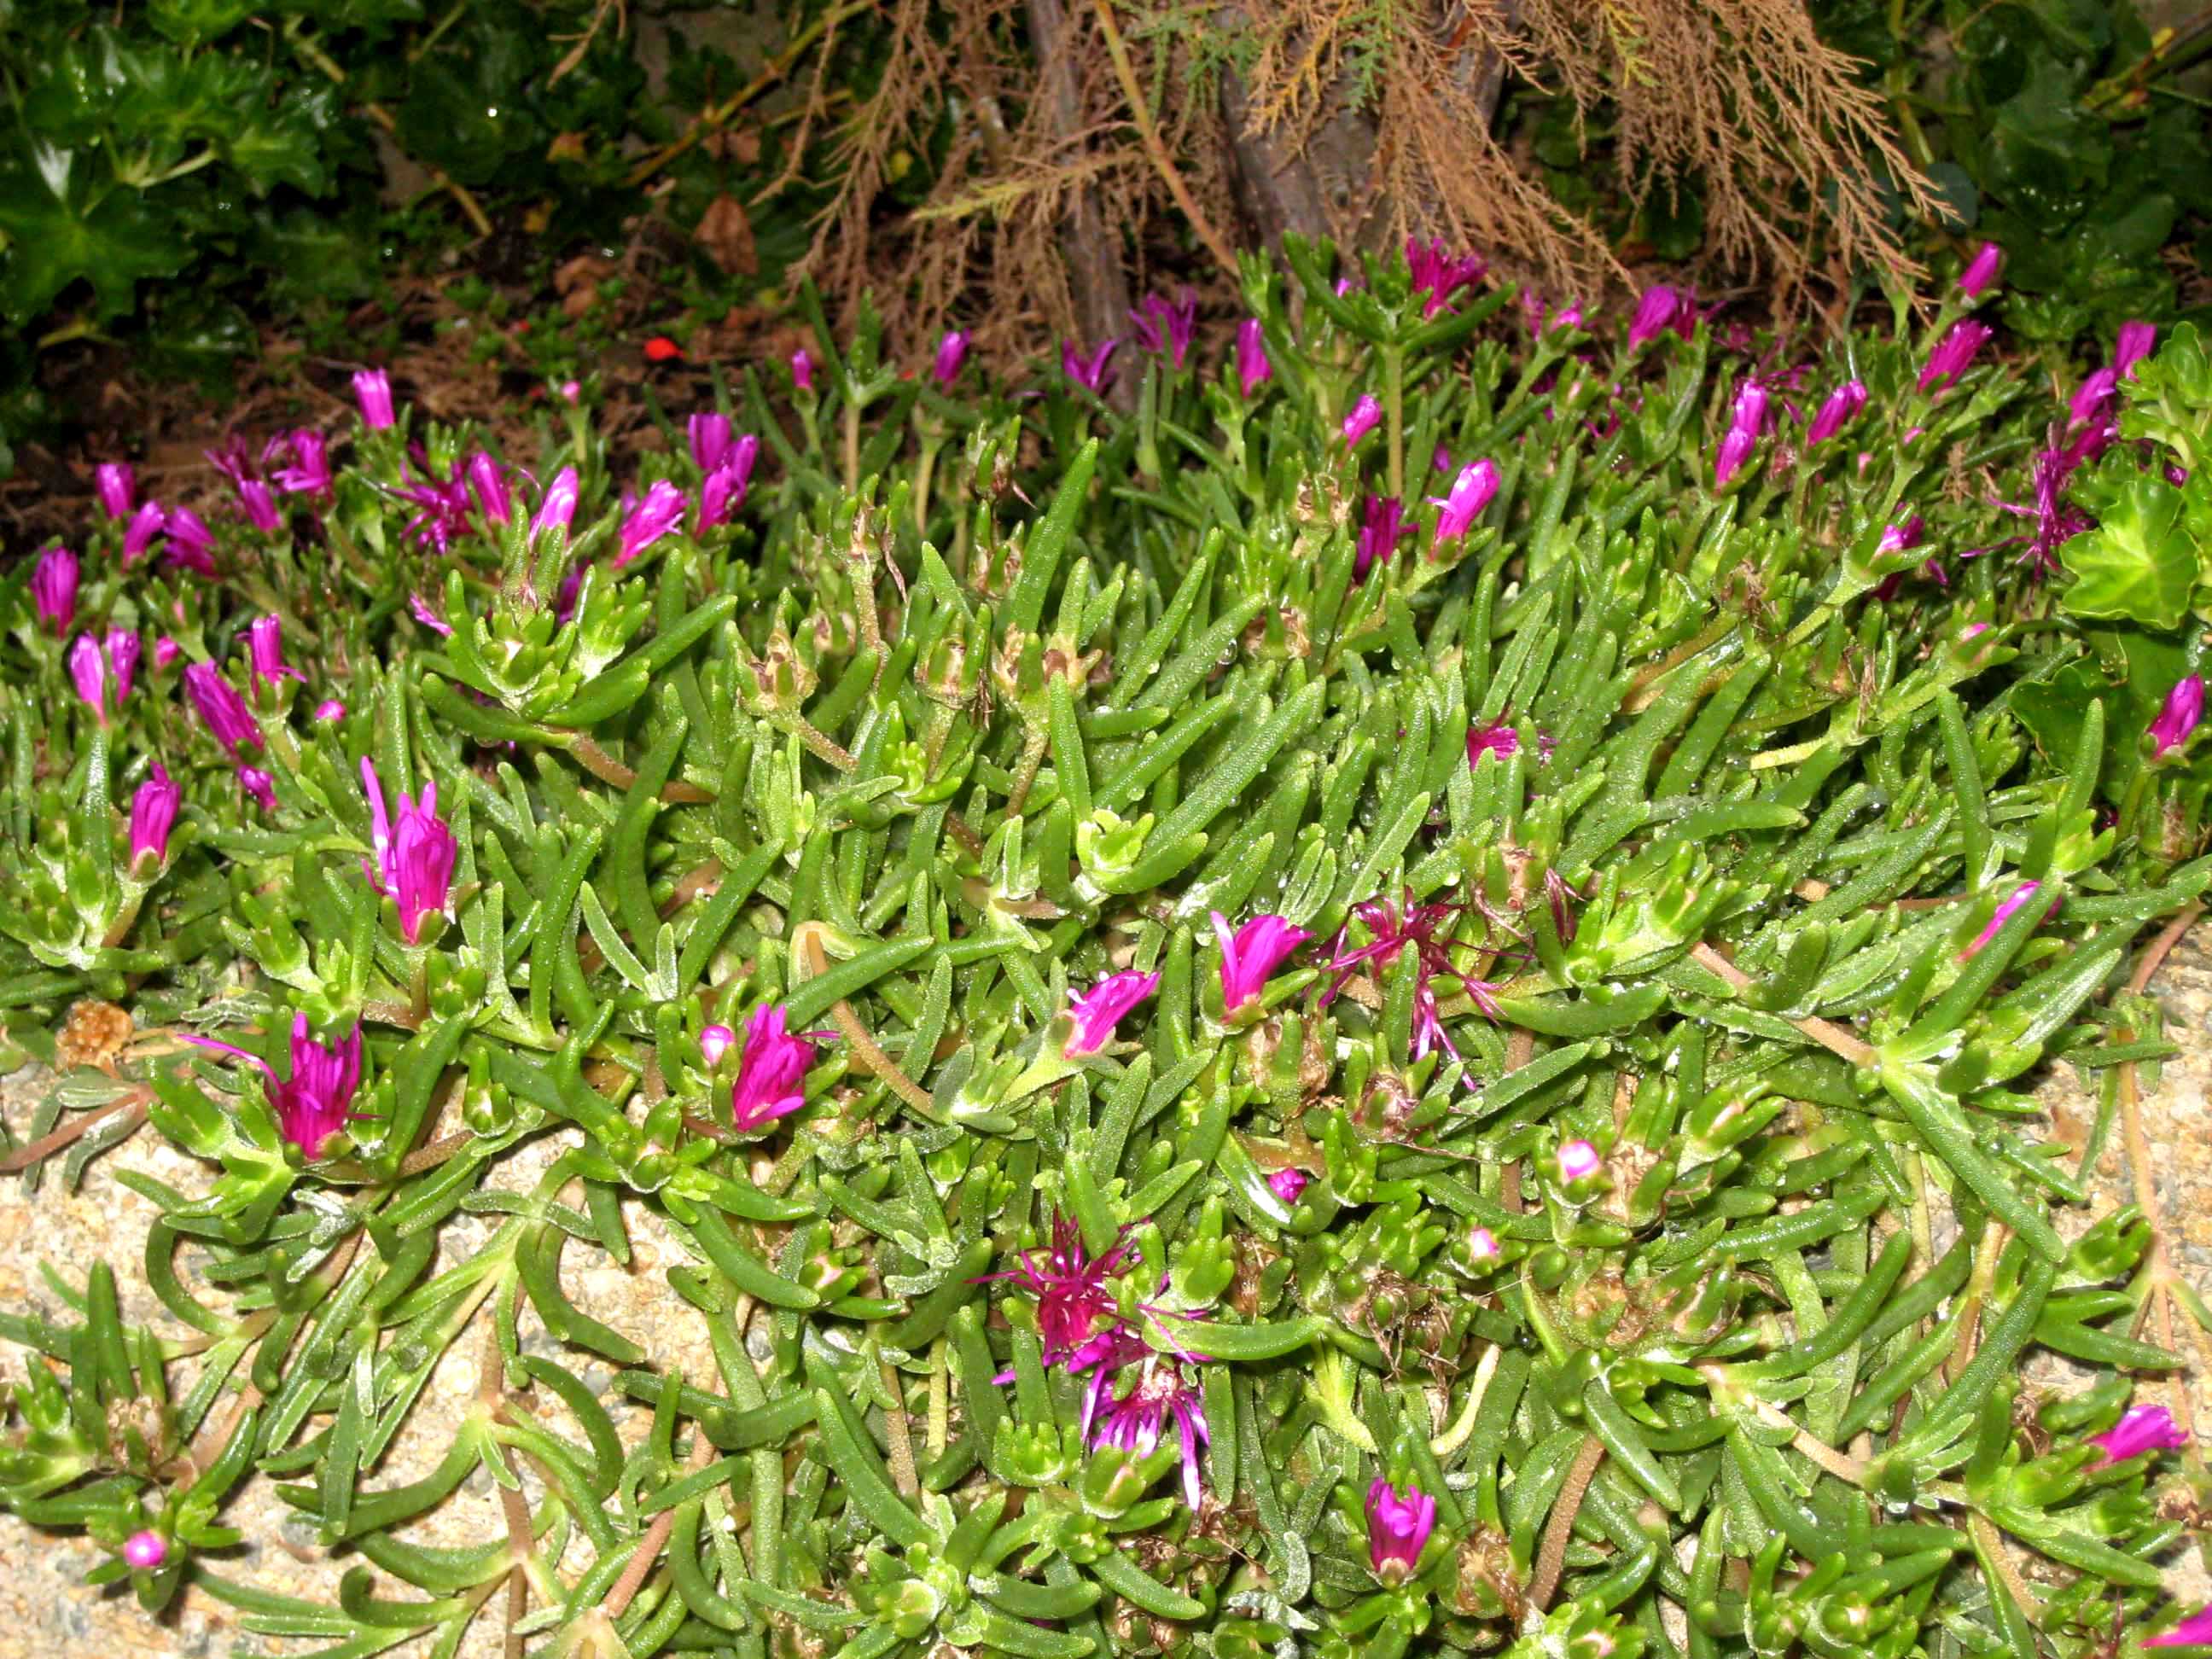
[0,144,188,323]
[2059,474,2195,629]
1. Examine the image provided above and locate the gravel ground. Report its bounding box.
[2,930,2209,1659]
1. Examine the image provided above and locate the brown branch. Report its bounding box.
[795,924,935,1115]
[1528,1435,1604,1610]
[568,736,715,803]
[0,1092,147,1173]
[1691,941,1876,1068]
[1087,0,1240,283]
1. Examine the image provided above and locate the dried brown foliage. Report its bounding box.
[777,0,1935,351]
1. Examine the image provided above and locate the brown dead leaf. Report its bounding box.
[554,253,617,319]
[694,193,758,277]
[56,1001,133,1072]
[547,131,588,165]
[704,127,762,166]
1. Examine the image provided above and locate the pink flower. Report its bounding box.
[1919,321,1992,392]
[1627,285,1691,348]
[1467,1225,1500,1261]
[1082,1341,1211,1507]
[690,412,736,472]
[1959,241,2004,298]
[1958,881,2051,962]
[696,438,759,533]
[2116,321,2157,380]
[933,329,969,387]
[1342,394,1382,447]
[238,765,276,812]
[247,616,303,688]
[2151,676,2204,759]
[466,452,511,525]
[1427,459,1499,550]
[314,699,346,722]
[165,507,216,575]
[153,637,181,671]
[615,480,686,567]
[1266,1167,1310,1205]
[1236,318,1271,399]
[1129,289,1196,368]
[790,347,814,391]
[560,379,581,405]
[1062,338,1119,396]
[122,1531,167,1571]
[2148,1607,2212,1647]
[1357,495,1407,581]
[409,592,453,637]
[360,759,457,945]
[1521,290,1581,335]
[1557,1138,1602,1182]
[1713,382,1769,487]
[1321,890,1497,1066]
[1066,971,1158,1057]
[981,1214,1138,1371]
[237,480,284,534]
[1365,1479,1435,1579]
[272,430,332,499]
[186,1013,367,1160]
[1212,911,1310,1014]
[121,502,166,564]
[95,462,135,521]
[1878,515,1927,559]
[2069,367,2117,432]
[31,546,75,633]
[532,466,580,539]
[2088,1404,2189,1467]
[68,635,110,723]
[353,369,395,429]
[731,1004,824,1132]
[129,765,180,876]
[398,459,469,551]
[699,1024,736,1066]
[184,662,262,756]
[105,628,140,704]
[1405,238,1486,320]
[1468,720,1551,766]
[1805,380,1868,447]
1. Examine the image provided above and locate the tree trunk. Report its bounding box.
[1026,0,1135,405]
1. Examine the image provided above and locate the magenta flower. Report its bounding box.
[933,329,969,387]
[1805,380,1868,447]
[96,462,136,521]
[31,546,75,633]
[1357,494,1408,581]
[106,629,140,704]
[237,480,283,534]
[122,502,166,564]
[689,411,736,472]
[696,439,759,533]
[68,636,110,723]
[466,451,511,525]
[239,765,276,812]
[2148,1607,2212,1647]
[1959,881,2049,962]
[272,430,332,499]
[615,480,686,567]
[2069,367,2117,432]
[1236,318,1271,399]
[1959,242,2004,298]
[122,1532,166,1571]
[560,379,581,405]
[204,435,256,488]
[1082,1342,1211,1506]
[1063,337,1120,396]
[1267,1167,1311,1206]
[699,1023,736,1067]
[1878,515,1927,559]
[1365,1479,1436,1580]
[730,1004,826,1132]
[1557,1139,1602,1182]
[360,759,457,946]
[1466,1225,1500,1261]
[1321,890,1497,1065]
[2088,1404,2189,1467]
[399,460,470,552]
[1342,394,1382,447]
[314,699,346,722]
[187,1013,367,1160]
[2116,321,2157,380]
[1405,238,1486,320]
[1919,321,1992,392]
[1427,459,1499,550]
[1468,720,1551,766]
[154,637,181,671]
[981,1213,1138,1371]
[184,662,262,756]
[532,466,580,540]
[2151,676,2204,759]
[247,616,304,689]
[166,507,216,575]
[1713,382,1769,487]
[1066,970,1159,1057]
[790,347,814,392]
[1627,285,1691,348]
[1521,290,1581,335]
[409,592,454,637]
[1129,288,1197,368]
[1212,911,1310,1015]
[353,369,395,429]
